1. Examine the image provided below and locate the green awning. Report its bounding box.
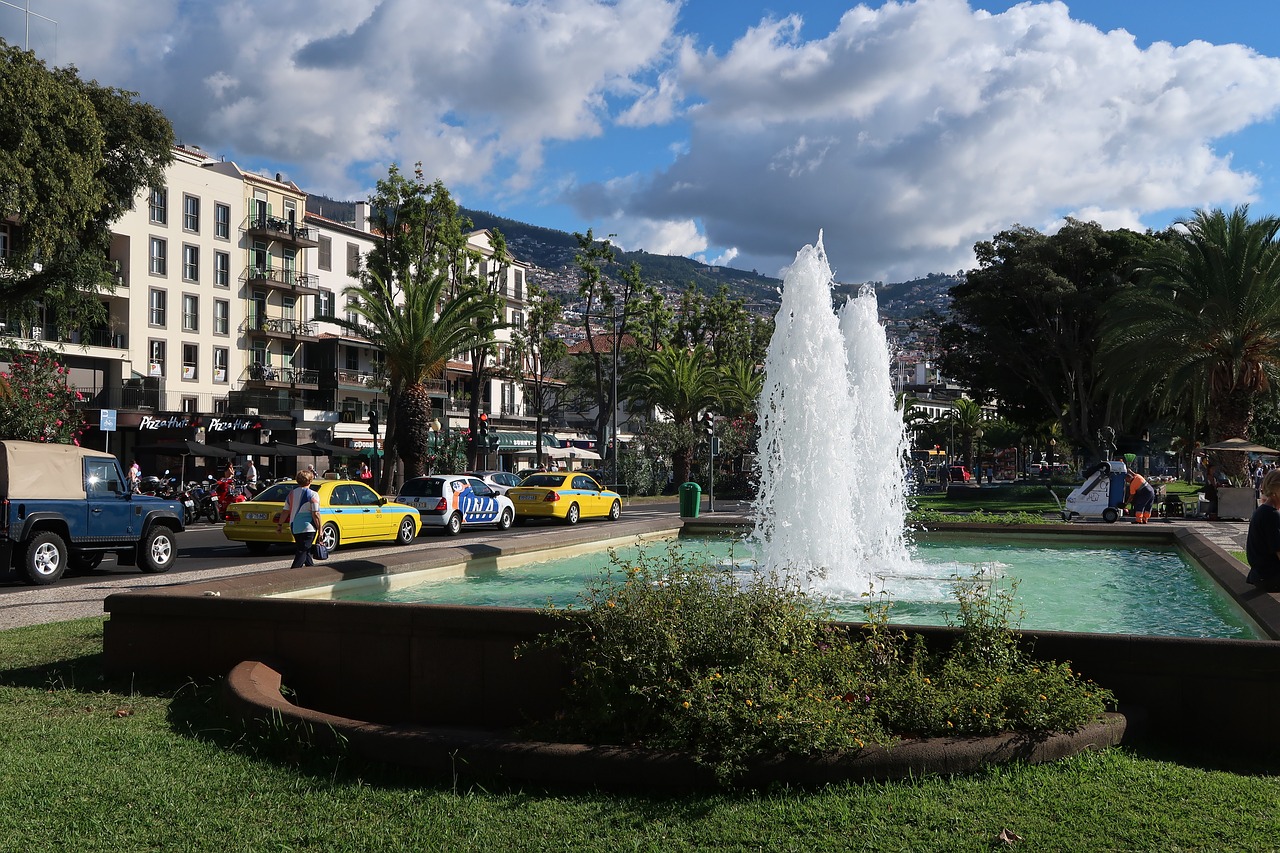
[495,431,554,451]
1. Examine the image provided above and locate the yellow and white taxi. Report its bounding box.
[506,472,622,525]
[222,478,421,556]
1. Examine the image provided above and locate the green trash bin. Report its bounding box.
[679,481,702,518]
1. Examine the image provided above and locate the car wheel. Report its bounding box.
[1102,507,1119,524]
[246,542,271,556]
[496,508,513,530]
[608,500,621,521]
[395,516,416,545]
[444,513,462,535]
[321,523,340,552]
[22,531,67,585]
[564,503,580,525]
[139,526,176,573]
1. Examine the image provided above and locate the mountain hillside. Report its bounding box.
[306,195,955,320]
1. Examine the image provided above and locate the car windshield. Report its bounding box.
[521,474,564,488]
[398,478,445,497]
[254,483,294,503]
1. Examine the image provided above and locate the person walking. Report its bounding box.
[128,459,141,490]
[243,458,258,492]
[281,469,321,568]
[1248,469,1280,592]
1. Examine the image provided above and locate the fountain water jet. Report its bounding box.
[753,234,916,591]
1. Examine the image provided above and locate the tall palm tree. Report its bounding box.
[717,358,763,419]
[626,344,721,484]
[1103,206,1280,478]
[946,397,985,474]
[334,270,496,481]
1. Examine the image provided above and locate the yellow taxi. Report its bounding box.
[506,472,622,525]
[222,478,420,556]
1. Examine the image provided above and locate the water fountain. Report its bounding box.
[752,233,916,590]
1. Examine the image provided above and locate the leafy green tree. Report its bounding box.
[939,220,1156,458]
[625,344,720,484]
[350,165,505,485]
[0,43,173,334]
[0,348,86,443]
[572,231,644,452]
[1103,206,1280,479]
[717,359,763,419]
[947,397,985,474]
[506,278,566,469]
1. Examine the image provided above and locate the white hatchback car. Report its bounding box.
[396,474,515,535]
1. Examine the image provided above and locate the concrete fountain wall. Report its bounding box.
[101,517,1280,787]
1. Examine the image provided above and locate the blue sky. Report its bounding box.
[6,0,1280,283]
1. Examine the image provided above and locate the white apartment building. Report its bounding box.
[10,144,536,476]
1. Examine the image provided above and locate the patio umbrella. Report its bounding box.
[299,441,365,458]
[218,440,278,456]
[133,439,236,483]
[1201,438,1280,455]
[267,442,312,457]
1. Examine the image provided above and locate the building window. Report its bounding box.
[213,347,228,383]
[346,242,360,276]
[149,187,167,225]
[251,340,269,366]
[182,244,199,282]
[214,299,229,335]
[511,309,525,327]
[344,295,360,326]
[149,237,167,275]
[182,343,198,380]
[214,251,230,287]
[183,194,200,232]
[251,240,269,276]
[214,397,228,413]
[514,268,524,301]
[315,289,334,319]
[345,346,359,371]
[214,202,230,239]
[148,340,165,376]
[0,223,9,260]
[318,236,332,270]
[182,294,198,332]
[181,396,198,413]
[148,289,166,326]
[283,296,296,322]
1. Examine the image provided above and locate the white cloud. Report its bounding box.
[49,0,681,199]
[573,0,1280,280]
[610,216,708,258]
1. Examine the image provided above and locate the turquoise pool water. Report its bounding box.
[338,536,1260,639]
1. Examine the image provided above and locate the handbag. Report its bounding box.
[312,542,329,561]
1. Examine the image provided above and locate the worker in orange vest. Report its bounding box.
[1125,467,1156,524]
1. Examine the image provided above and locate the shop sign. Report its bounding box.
[139,413,202,430]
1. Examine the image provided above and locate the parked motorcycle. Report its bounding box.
[191,480,219,524]
[212,476,248,520]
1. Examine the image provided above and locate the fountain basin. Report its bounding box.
[102,516,1280,788]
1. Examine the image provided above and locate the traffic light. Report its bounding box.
[368,408,380,435]
[477,412,489,448]
[702,411,715,436]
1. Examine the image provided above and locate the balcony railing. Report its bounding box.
[242,267,319,291]
[336,369,382,388]
[242,316,317,337]
[245,363,320,385]
[242,216,320,248]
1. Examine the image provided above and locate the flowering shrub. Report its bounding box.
[0,349,86,444]
[529,544,1114,784]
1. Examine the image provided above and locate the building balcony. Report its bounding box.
[243,266,320,294]
[242,315,319,342]
[335,369,384,390]
[243,363,320,389]
[242,215,320,249]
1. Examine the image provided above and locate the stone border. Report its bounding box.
[223,659,1127,790]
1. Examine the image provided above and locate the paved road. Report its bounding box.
[0,500,748,630]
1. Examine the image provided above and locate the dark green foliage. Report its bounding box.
[531,546,1113,784]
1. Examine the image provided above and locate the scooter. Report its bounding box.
[213,476,248,520]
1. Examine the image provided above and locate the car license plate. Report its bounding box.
[246,512,268,520]
[519,494,539,501]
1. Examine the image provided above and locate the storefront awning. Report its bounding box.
[495,431,554,451]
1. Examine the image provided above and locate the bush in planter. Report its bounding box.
[530,544,1114,783]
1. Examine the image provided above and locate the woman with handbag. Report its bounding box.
[282,469,321,567]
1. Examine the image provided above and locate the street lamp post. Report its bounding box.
[974,427,984,483]
[427,417,442,474]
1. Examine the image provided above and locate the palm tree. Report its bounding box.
[334,270,496,482]
[1104,206,1280,478]
[626,344,721,484]
[717,358,763,419]
[946,397,985,475]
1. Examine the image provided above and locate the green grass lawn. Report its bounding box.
[2,618,1278,851]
